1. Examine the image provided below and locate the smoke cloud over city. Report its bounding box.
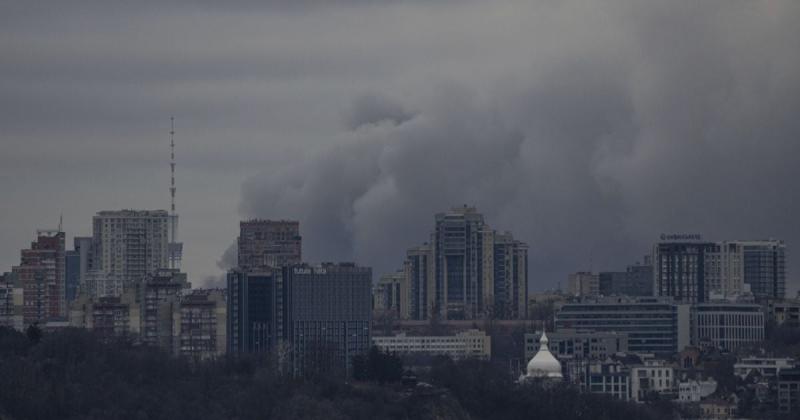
[1,1,798,290]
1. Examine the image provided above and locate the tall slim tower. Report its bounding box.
[168,117,183,270]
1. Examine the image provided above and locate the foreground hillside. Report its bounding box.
[0,327,669,420]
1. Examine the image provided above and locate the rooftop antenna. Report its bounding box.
[58,213,63,232]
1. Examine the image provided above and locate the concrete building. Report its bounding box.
[69,288,140,338]
[12,230,66,325]
[177,289,226,360]
[567,272,599,298]
[625,257,654,296]
[769,300,800,325]
[734,357,796,379]
[583,358,631,401]
[372,329,491,360]
[778,368,800,414]
[630,360,675,402]
[285,263,372,377]
[237,220,301,272]
[700,400,738,418]
[692,302,764,351]
[92,210,170,289]
[653,236,715,303]
[80,269,123,299]
[0,272,23,330]
[678,378,717,402]
[139,269,189,350]
[373,271,408,318]
[555,297,691,355]
[524,330,629,362]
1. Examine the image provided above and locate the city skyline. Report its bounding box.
[2,1,799,294]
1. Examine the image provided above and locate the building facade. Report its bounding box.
[92,210,170,289]
[12,230,66,325]
[373,271,408,318]
[285,263,372,377]
[226,270,286,354]
[524,330,629,362]
[400,206,528,320]
[567,272,599,298]
[692,302,764,351]
[372,329,491,360]
[177,289,226,360]
[555,297,691,355]
[237,220,301,272]
[653,238,715,303]
[0,272,23,330]
[739,240,786,299]
[139,269,189,350]
[630,360,675,402]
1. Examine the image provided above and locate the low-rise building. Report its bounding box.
[583,358,631,401]
[692,302,764,351]
[372,329,491,360]
[769,300,800,326]
[778,368,800,413]
[678,378,717,402]
[555,296,691,355]
[734,357,796,379]
[524,329,628,362]
[700,399,738,419]
[630,360,676,402]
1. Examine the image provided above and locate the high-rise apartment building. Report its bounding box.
[432,206,487,319]
[12,230,66,325]
[284,263,372,377]
[404,244,432,320]
[237,220,301,272]
[485,231,528,319]
[398,206,527,320]
[653,237,715,303]
[92,210,170,290]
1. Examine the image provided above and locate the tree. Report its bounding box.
[25,324,42,344]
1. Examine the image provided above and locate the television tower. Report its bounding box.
[168,116,183,269]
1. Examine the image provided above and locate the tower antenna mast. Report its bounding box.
[170,116,176,216]
[167,116,182,270]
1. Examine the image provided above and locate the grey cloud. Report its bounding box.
[344,94,416,130]
[238,1,800,290]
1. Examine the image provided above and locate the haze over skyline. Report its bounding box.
[2,1,799,292]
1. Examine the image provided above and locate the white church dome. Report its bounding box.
[524,331,563,379]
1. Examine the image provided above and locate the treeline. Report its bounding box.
[0,327,672,420]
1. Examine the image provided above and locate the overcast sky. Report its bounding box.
[2,0,799,292]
